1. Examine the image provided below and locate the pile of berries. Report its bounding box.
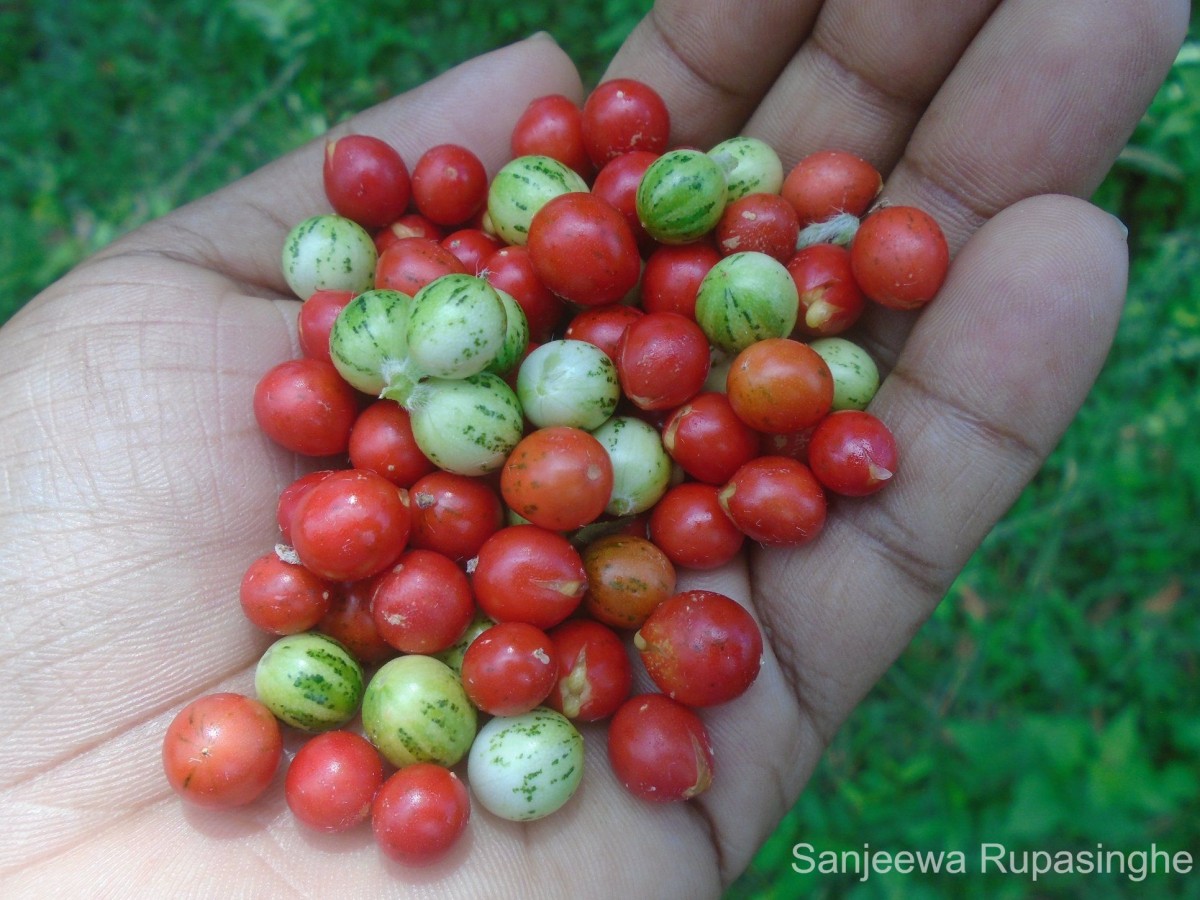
[161,77,948,866]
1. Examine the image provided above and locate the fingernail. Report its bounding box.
[1110,213,1129,241]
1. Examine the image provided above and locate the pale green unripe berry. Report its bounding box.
[282,214,377,298]
[708,136,784,200]
[362,655,477,768]
[487,155,588,245]
[516,339,620,430]
[809,337,881,410]
[591,415,672,516]
[405,372,525,476]
[467,708,584,821]
[328,289,411,396]
[695,251,799,353]
[405,274,508,381]
[254,633,364,733]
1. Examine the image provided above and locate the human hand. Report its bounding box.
[0,2,1186,896]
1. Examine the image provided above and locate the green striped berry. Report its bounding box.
[591,415,672,516]
[809,337,880,411]
[328,289,412,396]
[516,339,620,430]
[708,136,784,200]
[405,274,508,383]
[695,251,799,353]
[282,214,377,299]
[484,287,530,377]
[635,149,728,245]
[487,155,589,245]
[466,707,584,821]
[361,654,477,768]
[404,372,525,475]
[254,632,365,733]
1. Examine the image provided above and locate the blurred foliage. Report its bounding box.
[3,2,1198,898]
[0,0,651,320]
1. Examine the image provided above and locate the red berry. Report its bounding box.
[850,205,950,310]
[289,469,411,582]
[634,589,763,707]
[323,134,411,228]
[607,693,714,802]
[253,358,360,457]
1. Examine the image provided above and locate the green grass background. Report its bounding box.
[3,2,1198,897]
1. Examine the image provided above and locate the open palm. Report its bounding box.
[0,2,1186,896]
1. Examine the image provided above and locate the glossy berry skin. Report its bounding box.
[374,212,444,254]
[661,392,761,485]
[276,470,336,544]
[546,618,633,721]
[511,94,593,179]
[461,621,559,716]
[615,311,711,411]
[323,134,411,228]
[781,149,882,225]
[527,192,642,308]
[482,244,565,343]
[348,400,436,488]
[607,693,714,802]
[581,533,676,631]
[471,525,587,630]
[410,143,489,227]
[581,78,671,167]
[371,549,475,654]
[639,242,721,320]
[634,589,763,707]
[715,192,801,263]
[239,551,335,635]
[500,426,615,532]
[316,574,396,667]
[298,289,355,364]
[807,409,899,496]
[162,693,282,809]
[564,304,643,363]
[850,205,950,310]
[591,149,660,252]
[371,764,471,866]
[374,236,467,295]
[289,469,411,582]
[648,482,744,570]
[253,358,360,457]
[407,470,504,563]
[440,228,503,275]
[726,337,834,434]
[787,243,866,338]
[285,730,385,833]
[719,456,827,546]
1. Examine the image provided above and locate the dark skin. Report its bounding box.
[0,1,1188,895]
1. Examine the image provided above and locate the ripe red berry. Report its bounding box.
[323,134,411,228]
[850,205,950,310]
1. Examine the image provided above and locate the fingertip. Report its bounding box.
[883,192,1130,441]
[984,193,1129,296]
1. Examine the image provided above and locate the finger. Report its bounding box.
[886,0,1188,249]
[754,194,1129,741]
[740,0,999,170]
[95,34,585,298]
[602,0,820,147]
[857,0,1187,366]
